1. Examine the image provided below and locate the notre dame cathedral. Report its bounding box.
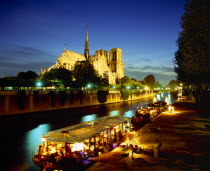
[41,27,124,85]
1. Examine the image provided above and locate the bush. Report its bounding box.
[97,90,109,104]
[133,90,140,96]
[120,90,130,100]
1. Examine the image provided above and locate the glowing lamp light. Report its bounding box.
[41,137,46,142]
[168,106,174,113]
[87,83,92,88]
[36,81,42,87]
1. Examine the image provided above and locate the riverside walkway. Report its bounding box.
[87,100,210,171]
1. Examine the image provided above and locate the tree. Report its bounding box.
[72,61,99,88]
[121,76,132,84]
[144,74,156,89]
[16,71,39,88]
[17,71,38,81]
[97,77,109,90]
[155,81,163,89]
[168,80,180,90]
[120,76,132,89]
[132,81,142,89]
[97,90,109,104]
[174,0,210,103]
[41,68,73,87]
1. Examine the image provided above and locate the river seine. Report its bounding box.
[0,92,176,171]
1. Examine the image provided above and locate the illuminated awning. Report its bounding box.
[42,116,130,143]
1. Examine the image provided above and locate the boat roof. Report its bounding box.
[42,116,130,143]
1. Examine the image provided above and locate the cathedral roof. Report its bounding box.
[57,49,86,62]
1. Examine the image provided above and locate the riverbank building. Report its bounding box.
[40,27,124,85]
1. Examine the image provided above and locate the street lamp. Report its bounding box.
[126,86,130,90]
[36,81,42,87]
[145,86,149,90]
[178,83,183,99]
[87,83,92,89]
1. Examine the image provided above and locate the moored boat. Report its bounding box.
[32,116,131,170]
[131,101,167,130]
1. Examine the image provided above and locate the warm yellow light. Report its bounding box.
[75,143,84,151]
[41,138,46,142]
[145,86,149,90]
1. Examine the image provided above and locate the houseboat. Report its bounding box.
[32,116,131,170]
[131,101,167,130]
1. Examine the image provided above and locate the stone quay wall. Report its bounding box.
[0,90,155,116]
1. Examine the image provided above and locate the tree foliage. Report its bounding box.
[97,90,109,104]
[17,71,38,80]
[120,76,143,89]
[155,81,163,89]
[168,80,180,89]
[174,0,210,83]
[144,74,156,89]
[41,68,73,87]
[120,89,130,100]
[121,76,132,84]
[72,61,100,88]
[174,0,210,103]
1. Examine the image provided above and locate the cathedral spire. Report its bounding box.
[64,42,66,50]
[86,25,88,42]
[84,25,90,61]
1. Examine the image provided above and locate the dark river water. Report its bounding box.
[0,92,176,171]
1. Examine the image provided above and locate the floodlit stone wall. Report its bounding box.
[0,90,155,116]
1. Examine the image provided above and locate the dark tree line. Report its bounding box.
[174,0,210,103]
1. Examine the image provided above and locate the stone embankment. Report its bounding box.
[0,90,154,116]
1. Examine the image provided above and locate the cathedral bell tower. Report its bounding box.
[109,48,124,79]
[84,26,90,61]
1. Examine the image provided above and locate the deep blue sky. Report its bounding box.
[0,0,185,85]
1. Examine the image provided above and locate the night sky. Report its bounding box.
[0,0,185,85]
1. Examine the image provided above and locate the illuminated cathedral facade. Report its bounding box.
[41,27,124,85]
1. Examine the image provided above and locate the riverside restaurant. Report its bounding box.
[32,116,131,170]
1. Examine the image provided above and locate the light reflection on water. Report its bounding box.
[25,124,51,170]
[167,93,172,104]
[156,94,161,101]
[123,110,134,118]
[109,110,120,117]
[81,114,97,122]
[156,92,173,104]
